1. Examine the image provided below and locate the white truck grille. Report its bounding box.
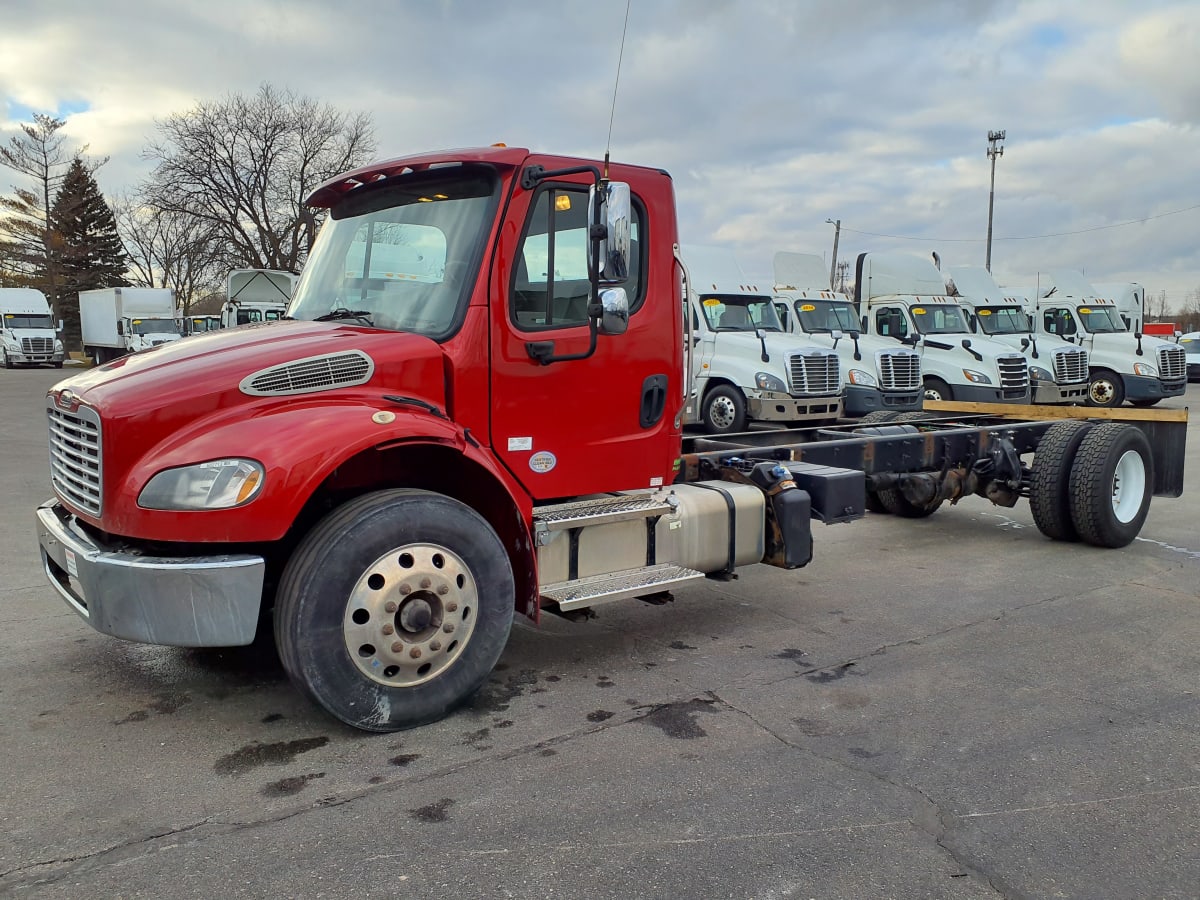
[877,351,921,391]
[22,337,53,354]
[47,403,102,516]
[997,354,1030,396]
[1158,346,1186,381]
[787,351,840,396]
[1051,347,1088,384]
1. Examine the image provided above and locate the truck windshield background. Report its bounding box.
[1076,306,1127,333]
[3,314,54,329]
[290,169,498,339]
[908,304,969,335]
[699,295,783,332]
[511,185,644,332]
[129,319,180,335]
[973,306,1029,335]
[793,299,861,334]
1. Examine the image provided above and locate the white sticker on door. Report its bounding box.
[507,437,533,451]
[529,451,557,473]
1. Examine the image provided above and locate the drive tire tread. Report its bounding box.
[1029,420,1093,542]
[1067,423,1154,548]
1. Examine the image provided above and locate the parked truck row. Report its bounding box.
[34,145,1188,735]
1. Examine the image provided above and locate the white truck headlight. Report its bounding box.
[1132,362,1157,377]
[139,459,265,510]
[962,368,992,384]
[1028,365,1054,382]
[847,368,878,387]
[755,372,787,392]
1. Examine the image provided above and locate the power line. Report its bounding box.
[838,202,1200,243]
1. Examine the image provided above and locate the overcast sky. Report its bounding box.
[3,0,1198,307]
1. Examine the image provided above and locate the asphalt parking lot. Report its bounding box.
[1,364,1197,899]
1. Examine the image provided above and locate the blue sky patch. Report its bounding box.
[5,99,91,122]
[1031,24,1067,48]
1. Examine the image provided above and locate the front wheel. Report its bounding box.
[274,489,515,732]
[1,348,11,369]
[1086,369,1125,407]
[701,384,748,434]
[923,377,953,402]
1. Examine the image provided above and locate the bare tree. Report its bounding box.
[143,84,376,274]
[113,194,228,315]
[0,115,73,291]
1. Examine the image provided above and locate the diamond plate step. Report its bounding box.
[540,563,705,612]
[533,494,675,545]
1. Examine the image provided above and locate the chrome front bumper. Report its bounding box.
[36,499,265,647]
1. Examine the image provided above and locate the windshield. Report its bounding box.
[1077,305,1126,333]
[129,318,178,335]
[793,299,860,334]
[699,294,783,332]
[973,305,1030,335]
[909,304,969,335]
[290,167,499,338]
[3,314,53,329]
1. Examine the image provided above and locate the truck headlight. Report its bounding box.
[1132,362,1157,377]
[755,372,787,392]
[847,368,878,387]
[139,459,265,510]
[1028,365,1054,382]
[962,368,992,384]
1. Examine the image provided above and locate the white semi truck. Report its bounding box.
[944,266,1089,404]
[684,246,841,434]
[0,288,64,369]
[1092,282,1144,333]
[221,269,297,328]
[182,314,222,337]
[854,252,1031,403]
[771,252,922,416]
[1015,271,1185,407]
[80,287,182,365]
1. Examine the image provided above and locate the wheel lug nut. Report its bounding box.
[399,584,412,596]
[381,624,394,635]
[437,584,449,595]
[446,601,458,612]
[391,641,404,653]
[384,601,398,613]
[443,623,455,633]
[409,647,422,659]
[430,641,441,651]
[420,577,431,589]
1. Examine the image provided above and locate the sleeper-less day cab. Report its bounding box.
[35,146,1186,733]
[0,288,64,369]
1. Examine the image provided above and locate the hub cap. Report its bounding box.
[708,395,738,430]
[1111,449,1146,523]
[1089,379,1116,405]
[343,543,478,687]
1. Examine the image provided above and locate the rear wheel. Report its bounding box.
[701,384,748,434]
[923,377,953,402]
[274,489,515,731]
[1086,369,1125,408]
[1068,423,1153,548]
[1029,420,1094,541]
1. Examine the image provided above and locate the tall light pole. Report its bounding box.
[825,218,841,290]
[985,129,1005,272]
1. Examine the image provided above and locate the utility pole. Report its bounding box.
[985,130,1005,272]
[825,218,841,290]
[836,261,850,293]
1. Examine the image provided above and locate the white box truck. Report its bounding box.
[221,269,296,328]
[855,253,1031,403]
[683,246,841,434]
[944,266,1089,404]
[0,288,64,369]
[771,252,922,416]
[80,287,181,365]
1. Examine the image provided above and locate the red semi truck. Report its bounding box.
[36,146,1187,732]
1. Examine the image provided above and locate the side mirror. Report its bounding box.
[58,319,64,331]
[588,181,631,285]
[597,287,629,336]
[831,329,844,341]
[116,320,125,336]
[1020,337,1030,351]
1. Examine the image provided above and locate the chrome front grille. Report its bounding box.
[877,350,921,391]
[240,350,374,396]
[1051,347,1088,384]
[787,351,840,396]
[997,354,1030,390]
[1158,346,1186,380]
[22,337,53,354]
[47,403,102,517]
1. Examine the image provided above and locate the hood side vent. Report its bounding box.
[240,350,374,396]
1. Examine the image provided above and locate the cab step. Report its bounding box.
[541,563,705,612]
[533,494,675,546]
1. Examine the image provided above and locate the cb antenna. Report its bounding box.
[603,0,633,180]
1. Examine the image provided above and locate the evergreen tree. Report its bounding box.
[48,158,129,350]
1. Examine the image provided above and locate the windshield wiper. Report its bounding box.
[314,308,374,325]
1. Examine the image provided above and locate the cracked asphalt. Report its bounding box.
[2,365,1198,899]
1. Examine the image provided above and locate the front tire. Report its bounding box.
[1,348,11,369]
[923,377,953,402]
[1068,423,1153,548]
[1086,369,1125,408]
[274,489,515,732]
[701,384,748,434]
